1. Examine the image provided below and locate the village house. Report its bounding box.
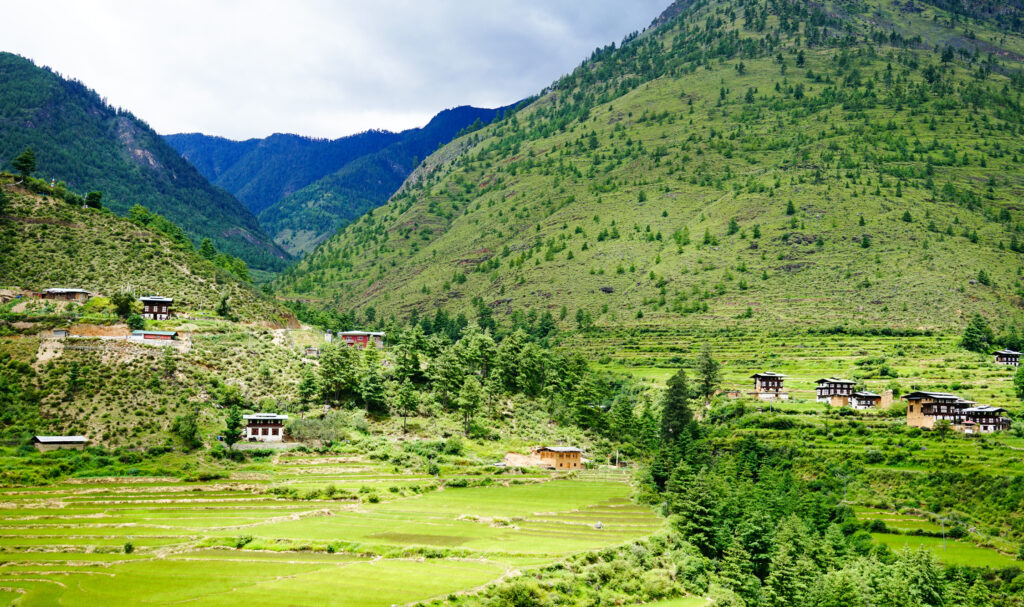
[41,288,91,303]
[338,331,385,349]
[243,413,289,442]
[304,346,320,358]
[131,330,178,342]
[751,372,788,401]
[904,391,1011,433]
[52,329,70,339]
[32,435,88,452]
[531,446,583,470]
[850,391,882,409]
[140,296,173,320]
[994,350,1020,367]
[815,378,855,403]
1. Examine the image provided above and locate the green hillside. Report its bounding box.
[0,52,289,271]
[0,180,291,323]
[275,0,1024,334]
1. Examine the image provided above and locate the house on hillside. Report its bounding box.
[532,446,583,470]
[751,372,788,401]
[41,288,91,303]
[304,347,320,358]
[904,391,1011,433]
[32,435,88,452]
[816,378,855,403]
[131,330,178,342]
[850,391,882,409]
[338,331,385,349]
[244,413,288,442]
[140,296,173,320]
[53,329,70,339]
[994,350,1020,367]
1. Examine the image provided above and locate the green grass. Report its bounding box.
[0,469,658,606]
[870,533,1020,568]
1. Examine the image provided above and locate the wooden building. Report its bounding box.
[243,413,289,442]
[751,372,788,401]
[41,288,91,303]
[904,391,1011,433]
[960,405,1011,434]
[140,296,173,320]
[33,435,87,452]
[815,378,855,403]
[131,330,178,341]
[532,446,582,470]
[994,350,1020,367]
[850,391,882,409]
[338,331,385,349]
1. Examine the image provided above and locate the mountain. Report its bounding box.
[0,179,292,323]
[163,129,401,216]
[165,105,513,254]
[259,105,516,254]
[273,0,1024,333]
[0,52,289,272]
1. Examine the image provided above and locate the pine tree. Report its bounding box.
[395,380,419,432]
[11,148,36,178]
[199,238,217,260]
[1014,364,1024,400]
[660,368,693,445]
[457,376,483,436]
[960,314,994,352]
[669,467,720,557]
[694,343,721,406]
[224,405,243,450]
[298,366,319,404]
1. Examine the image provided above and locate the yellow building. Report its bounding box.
[532,446,582,470]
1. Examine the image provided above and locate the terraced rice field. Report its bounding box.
[569,329,1020,412]
[0,460,662,606]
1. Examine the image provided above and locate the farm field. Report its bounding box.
[574,329,1021,413]
[0,460,663,606]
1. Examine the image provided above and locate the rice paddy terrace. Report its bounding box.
[568,327,1021,413]
[0,454,660,606]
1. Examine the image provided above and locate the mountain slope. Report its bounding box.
[0,180,291,323]
[258,105,515,254]
[164,129,400,216]
[0,52,289,271]
[274,0,1024,333]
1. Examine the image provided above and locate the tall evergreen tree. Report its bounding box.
[660,368,693,445]
[960,313,994,352]
[224,405,243,450]
[11,148,36,178]
[694,343,721,406]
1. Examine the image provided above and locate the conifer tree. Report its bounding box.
[224,405,243,450]
[660,368,693,445]
[694,343,721,406]
[11,148,35,178]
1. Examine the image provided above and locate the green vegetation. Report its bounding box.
[0,52,288,270]
[274,0,1024,337]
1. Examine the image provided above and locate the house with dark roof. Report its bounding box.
[994,350,1020,367]
[904,391,1011,433]
[751,372,788,401]
[815,378,855,403]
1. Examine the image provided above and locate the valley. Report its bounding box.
[2,0,1024,604]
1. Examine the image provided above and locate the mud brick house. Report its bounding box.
[904,391,1011,434]
[41,288,91,303]
[816,378,855,403]
[140,296,173,320]
[532,446,582,470]
[243,413,289,442]
[338,331,385,349]
[33,435,87,452]
[751,372,788,401]
[994,350,1020,367]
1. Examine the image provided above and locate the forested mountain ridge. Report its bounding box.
[0,52,289,271]
[166,105,513,254]
[274,0,1024,333]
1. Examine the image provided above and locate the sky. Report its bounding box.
[3,1,670,140]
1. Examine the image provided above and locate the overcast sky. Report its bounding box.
[3,1,669,140]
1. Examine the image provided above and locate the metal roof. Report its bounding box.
[139,296,173,302]
[752,372,785,378]
[852,391,880,397]
[536,446,581,453]
[962,405,1006,414]
[132,330,178,337]
[243,413,289,421]
[44,288,90,294]
[902,391,960,400]
[339,331,385,337]
[33,435,87,443]
[995,349,1021,355]
[816,377,855,384]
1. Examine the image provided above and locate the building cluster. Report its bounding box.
[749,367,1013,435]
[41,287,174,320]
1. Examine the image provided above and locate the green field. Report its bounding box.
[870,533,1021,569]
[0,463,663,606]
